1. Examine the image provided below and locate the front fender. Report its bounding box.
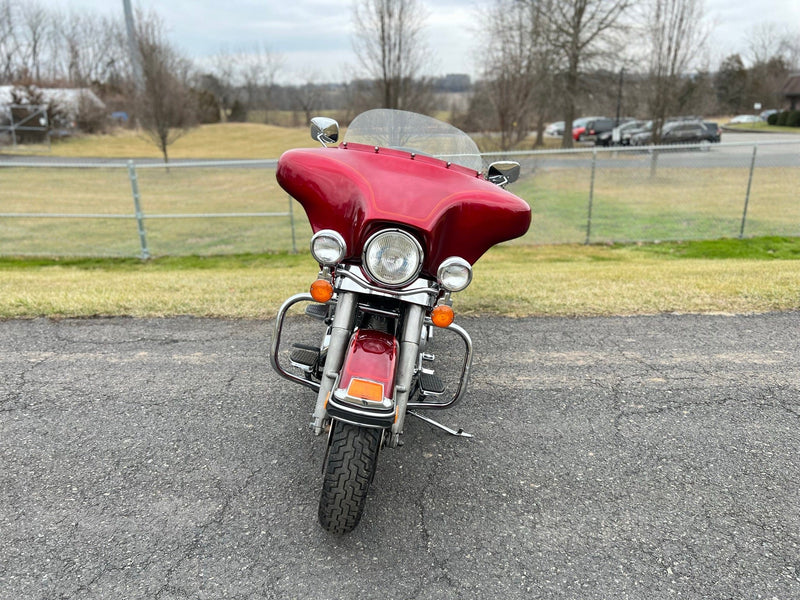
[326,329,399,428]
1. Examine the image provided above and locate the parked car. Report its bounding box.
[728,114,761,124]
[545,121,564,136]
[571,116,605,141]
[579,117,634,143]
[596,119,646,146]
[759,109,778,121]
[622,120,653,143]
[630,120,718,146]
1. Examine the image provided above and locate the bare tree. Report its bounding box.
[744,22,800,109]
[18,0,51,82]
[206,44,282,122]
[0,0,20,83]
[208,48,239,119]
[291,71,324,126]
[50,11,122,87]
[478,0,559,150]
[546,0,630,148]
[134,11,197,163]
[643,0,708,143]
[352,0,433,111]
[745,22,800,69]
[54,11,123,86]
[238,42,282,122]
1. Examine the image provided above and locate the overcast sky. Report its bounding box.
[47,0,800,83]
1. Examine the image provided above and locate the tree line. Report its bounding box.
[1,0,799,156]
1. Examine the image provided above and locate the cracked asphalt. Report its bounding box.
[1,313,799,599]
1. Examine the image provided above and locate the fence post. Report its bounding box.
[739,145,758,239]
[585,147,597,245]
[127,160,150,259]
[649,148,659,178]
[288,196,297,253]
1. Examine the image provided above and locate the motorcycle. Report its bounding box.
[271,109,531,534]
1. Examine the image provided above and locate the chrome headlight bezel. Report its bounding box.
[437,256,473,292]
[310,229,347,266]
[362,229,424,288]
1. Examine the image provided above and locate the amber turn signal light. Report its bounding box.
[431,304,454,328]
[310,279,334,303]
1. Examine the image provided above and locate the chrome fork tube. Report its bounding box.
[311,292,357,435]
[390,304,425,446]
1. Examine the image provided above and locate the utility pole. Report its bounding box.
[122,0,144,93]
[615,68,624,125]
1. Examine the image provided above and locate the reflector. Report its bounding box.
[348,379,385,403]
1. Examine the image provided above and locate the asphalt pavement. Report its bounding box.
[1,314,799,599]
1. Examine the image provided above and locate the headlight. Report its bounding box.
[363,229,423,287]
[310,230,346,266]
[437,257,472,292]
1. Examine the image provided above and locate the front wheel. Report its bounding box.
[318,420,382,534]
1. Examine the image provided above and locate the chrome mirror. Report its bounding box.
[310,117,339,147]
[486,161,521,188]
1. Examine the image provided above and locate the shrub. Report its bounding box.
[75,93,109,134]
[767,112,779,125]
[776,111,789,126]
[787,110,800,128]
[192,88,221,124]
[228,100,248,123]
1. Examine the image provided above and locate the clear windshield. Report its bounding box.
[343,109,483,171]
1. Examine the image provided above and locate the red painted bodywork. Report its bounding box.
[338,329,398,400]
[276,142,531,275]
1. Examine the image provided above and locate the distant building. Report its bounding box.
[782,74,800,111]
[0,85,106,126]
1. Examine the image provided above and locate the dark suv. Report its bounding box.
[631,120,718,146]
[702,122,721,143]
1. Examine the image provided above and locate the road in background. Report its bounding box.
[1,314,798,599]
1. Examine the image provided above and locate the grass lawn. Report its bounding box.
[1,122,315,160]
[514,165,800,244]
[1,239,798,319]
[723,122,800,133]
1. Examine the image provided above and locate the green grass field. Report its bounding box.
[3,159,797,256]
[0,239,798,319]
[515,165,800,244]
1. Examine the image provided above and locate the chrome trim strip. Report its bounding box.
[329,415,390,430]
[357,304,401,319]
[328,396,396,419]
[336,266,438,307]
[333,384,394,410]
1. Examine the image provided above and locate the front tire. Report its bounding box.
[318,420,382,534]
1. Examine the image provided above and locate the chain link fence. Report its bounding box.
[1,140,798,258]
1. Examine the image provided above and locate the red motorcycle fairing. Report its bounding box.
[276,142,531,276]
[327,328,399,427]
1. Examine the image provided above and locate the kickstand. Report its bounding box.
[408,410,473,438]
